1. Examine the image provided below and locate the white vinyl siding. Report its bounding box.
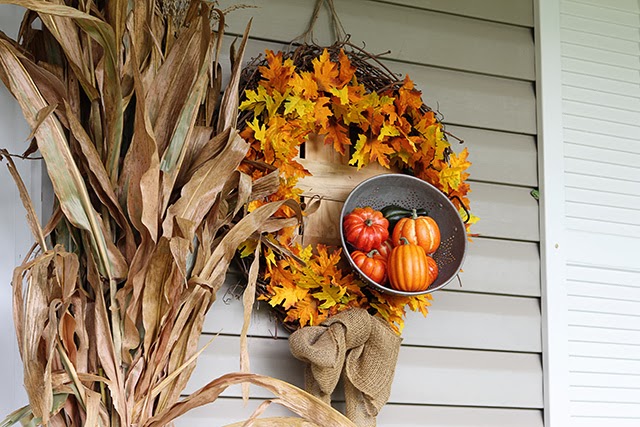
[180,0,543,426]
[560,0,640,425]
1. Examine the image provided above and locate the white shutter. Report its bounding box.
[560,0,640,425]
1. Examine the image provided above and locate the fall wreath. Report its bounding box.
[236,42,477,334]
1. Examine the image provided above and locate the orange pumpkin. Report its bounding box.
[388,237,431,292]
[426,256,438,286]
[391,210,440,254]
[351,249,387,284]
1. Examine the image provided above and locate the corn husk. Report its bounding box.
[0,1,352,425]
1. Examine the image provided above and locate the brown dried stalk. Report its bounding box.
[0,1,353,426]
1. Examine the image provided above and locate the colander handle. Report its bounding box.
[449,195,470,224]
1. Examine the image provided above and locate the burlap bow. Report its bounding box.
[288,308,402,427]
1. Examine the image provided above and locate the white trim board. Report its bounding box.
[535,0,571,425]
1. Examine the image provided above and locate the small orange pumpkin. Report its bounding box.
[388,237,431,292]
[426,256,438,286]
[351,249,387,284]
[391,209,441,254]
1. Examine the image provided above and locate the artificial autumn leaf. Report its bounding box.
[439,148,471,192]
[322,119,351,155]
[288,71,319,100]
[337,49,356,87]
[259,50,296,93]
[395,75,423,116]
[284,297,320,327]
[284,94,315,118]
[313,283,347,310]
[267,272,309,310]
[312,49,340,91]
[349,134,395,169]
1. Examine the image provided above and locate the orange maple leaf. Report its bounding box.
[259,50,296,93]
[312,49,340,92]
[322,119,351,155]
[395,75,423,116]
[337,49,356,86]
[349,134,395,169]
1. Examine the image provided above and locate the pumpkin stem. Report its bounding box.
[365,219,373,226]
[367,249,379,258]
[411,209,418,219]
[399,237,410,246]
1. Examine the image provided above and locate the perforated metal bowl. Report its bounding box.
[340,174,467,295]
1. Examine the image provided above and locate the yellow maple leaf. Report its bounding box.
[329,86,349,105]
[284,94,315,117]
[288,71,319,99]
[349,134,395,170]
[313,283,347,309]
[268,272,309,310]
[439,148,471,192]
[285,297,319,327]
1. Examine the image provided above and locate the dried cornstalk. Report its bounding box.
[0,1,354,426]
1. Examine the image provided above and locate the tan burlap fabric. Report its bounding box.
[289,308,403,427]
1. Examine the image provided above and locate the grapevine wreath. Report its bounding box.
[235,42,478,334]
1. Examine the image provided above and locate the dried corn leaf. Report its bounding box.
[144,373,357,427]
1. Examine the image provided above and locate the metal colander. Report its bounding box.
[340,174,467,296]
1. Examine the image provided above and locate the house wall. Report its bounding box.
[0,5,35,418]
[558,0,640,425]
[181,1,544,425]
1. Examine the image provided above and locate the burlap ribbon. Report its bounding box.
[289,308,402,427]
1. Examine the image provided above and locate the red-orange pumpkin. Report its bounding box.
[343,207,389,252]
[351,249,387,284]
[373,239,394,260]
[391,210,440,254]
[388,237,431,292]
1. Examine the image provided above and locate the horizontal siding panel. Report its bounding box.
[204,283,542,352]
[562,42,640,70]
[570,325,640,347]
[570,310,640,333]
[565,142,640,168]
[561,57,640,84]
[568,280,640,303]
[570,354,640,375]
[570,340,640,360]
[569,0,640,13]
[185,336,544,408]
[564,128,640,154]
[566,201,640,228]
[563,87,640,114]
[570,401,640,420]
[561,0,640,26]
[563,100,640,127]
[571,385,640,404]
[566,187,640,212]
[220,0,535,80]
[375,0,534,27]
[229,37,537,134]
[567,263,640,286]
[561,28,640,55]
[570,417,640,427]
[565,156,640,183]
[560,14,640,41]
[178,398,544,427]
[461,237,540,297]
[448,125,538,186]
[569,294,640,317]
[385,62,537,134]
[563,114,640,141]
[470,182,539,241]
[565,172,640,197]
[566,217,640,238]
[563,72,640,99]
[571,371,640,389]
